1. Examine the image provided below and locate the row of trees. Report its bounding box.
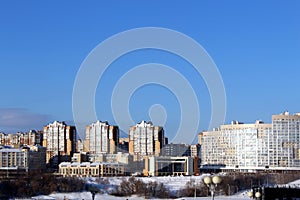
[112,176,170,198]
[0,173,86,198]
[112,172,300,198]
[1,172,299,198]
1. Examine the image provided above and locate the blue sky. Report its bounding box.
[0,1,299,141]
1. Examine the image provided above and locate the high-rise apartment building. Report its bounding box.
[84,121,119,161]
[271,112,300,167]
[129,121,165,161]
[199,112,300,172]
[42,121,76,167]
[200,120,272,170]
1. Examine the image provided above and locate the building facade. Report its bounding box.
[0,148,28,169]
[271,112,300,167]
[43,121,76,167]
[0,145,46,178]
[0,130,42,147]
[199,112,300,172]
[129,121,165,161]
[143,156,194,176]
[160,143,190,157]
[26,145,47,172]
[190,144,201,158]
[84,121,119,162]
[200,120,272,171]
[58,162,125,177]
[118,137,129,153]
[105,152,133,165]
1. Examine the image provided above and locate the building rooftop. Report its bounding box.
[0,148,23,153]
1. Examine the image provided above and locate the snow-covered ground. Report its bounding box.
[31,175,300,200]
[32,192,250,200]
[106,175,207,191]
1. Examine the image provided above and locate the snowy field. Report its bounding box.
[32,192,250,200]
[31,194,251,200]
[30,175,300,200]
[106,175,208,191]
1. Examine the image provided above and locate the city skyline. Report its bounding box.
[0,1,299,142]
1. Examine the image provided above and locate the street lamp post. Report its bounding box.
[248,187,262,200]
[203,175,222,200]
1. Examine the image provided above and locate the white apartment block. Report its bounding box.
[43,121,76,166]
[200,112,300,172]
[84,121,119,161]
[271,112,300,167]
[129,121,165,161]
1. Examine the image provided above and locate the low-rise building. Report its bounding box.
[143,156,194,176]
[0,145,46,179]
[58,162,125,177]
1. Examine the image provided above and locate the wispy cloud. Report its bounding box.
[0,108,52,133]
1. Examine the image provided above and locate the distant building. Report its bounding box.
[190,144,200,158]
[118,137,129,153]
[58,162,125,177]
[199,112,300,172]
[84,121,119,162]
[143,156,194,176]
[43,121,76,167]
[164,137,168,145]
[0,145,46,179]
[26,145,47,172]
[76,139,84,153]
[0,148,28,169]
[129,121,165,161]
[71,152,88,163]
[160,143,190,157]
[83,152,133,166]
[160,143,200,175]
[160,143,200,158]
[0,133,12,146]
[17,130,43,146]
[200,120,272,171]
[271,112,300,167]
[105,152,133,165]
[0,130,42,147]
